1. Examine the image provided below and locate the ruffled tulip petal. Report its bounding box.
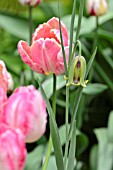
[31,38,61,75]
[32,23,51,43]
[47,17,68,42]
[18,41,44,74]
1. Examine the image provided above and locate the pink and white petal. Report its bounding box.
[43,38,61,74]
[50,29,68,46]
[47,17,68,41]
[56,46,69,75]
[31,38,61,74]
[18,41,44,74]
[32,23,51,43]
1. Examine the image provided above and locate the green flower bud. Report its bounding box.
[66,56,87,87]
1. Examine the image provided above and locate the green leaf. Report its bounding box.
[0,13,29,39]
[83,83,108,95]
[37,77,64,170]
[89,145,98,170]
[108,111,113,143]
[95,127,113,170]
[67,121,76,170]
[41,75,65,99]
[25,145,45,170]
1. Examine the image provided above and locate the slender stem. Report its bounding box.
[76,0,85,41]
[68,0,77,66]
[89,16,99,81]
[29,6,32,44]
[42,74,57,170]
[64,87,83,167]
[68,0,85,73]
[28,6,35,84]
[66,86,69,143]
[58,1,68,77]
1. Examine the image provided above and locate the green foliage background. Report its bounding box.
[0,0,113,169]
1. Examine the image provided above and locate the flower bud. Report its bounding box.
[18,0,42,7]
[86,0,108,16]
[67,56,87,87]
[4,85,47,143]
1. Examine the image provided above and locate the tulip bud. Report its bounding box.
[67,56,87,87]
[4,85,47,143]
[86,0,108,16]
[18,0,42,7]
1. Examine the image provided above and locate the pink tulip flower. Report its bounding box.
[0,124,26,170]
[18,17,69,75]
[4,85,47,143]
[86,0,108,16]
[18,0,42,6]
[0,60,13,92]
[0,87,7,122]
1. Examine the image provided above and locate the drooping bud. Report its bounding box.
[66,56,87,87]
[86,0,108,16]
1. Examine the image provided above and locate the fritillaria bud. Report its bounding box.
[67,56,87,87]
[86,0,108,16]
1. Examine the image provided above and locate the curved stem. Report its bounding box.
[42,74,57,170]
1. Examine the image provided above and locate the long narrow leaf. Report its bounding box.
[85,47,97,79]
[37,77,64,170]
[67,121,76,170]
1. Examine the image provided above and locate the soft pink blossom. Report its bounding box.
[0,60,13,92]
[86,0,108,16]
[0,87,7,122]
[18,17,69,75]
[4,85,47,143]
[0,124,26,170]
[18,0,42,6]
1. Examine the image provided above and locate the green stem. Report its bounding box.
[29,6,32,44]
[89,16,99,81]
[68,0,85,73]
[66,86,69,143]
[58,1,68,77]
[28,6,35,84]
[68,0,77,66]
[64,87,83,167]
[42,74,56,170]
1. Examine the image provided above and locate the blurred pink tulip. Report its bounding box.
[0,124,26,170]
[4,85,47,143]
[0,87,7,122]
[18,17,69,75]
[0,60,13,92]
[18,0,42,6]
[86,0,108,16]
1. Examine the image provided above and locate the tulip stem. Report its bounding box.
[28,6,35,84]
[42,74,56,170]
[89,16,99,81]
[29,6,32,44]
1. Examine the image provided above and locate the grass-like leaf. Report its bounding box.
[67,121,76,170]
[85,47,97,79]
[37,77,64,170]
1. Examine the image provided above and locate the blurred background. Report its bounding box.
[0,0,113,169]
